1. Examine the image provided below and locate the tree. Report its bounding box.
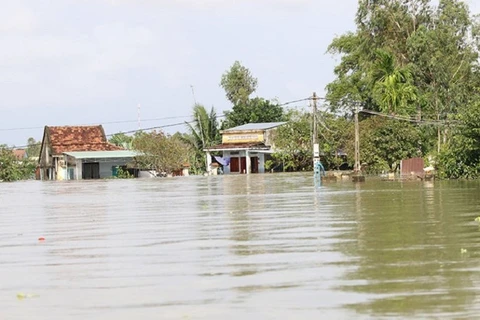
[26,137,41,159]
[220,61,258,106]
[437,100,480,179]
[182,104,221,173]
[317,113,354,170]
[0,146,35,182]
[223,97,285,129]
[268,109,312,172]
[109,133,134,149]
[326,0,430,112]
[326,0,480,178]
[371,49,417,115]
[132,131,191,174]
[349,117,424,173]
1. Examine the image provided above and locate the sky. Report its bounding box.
[0,0,479,147]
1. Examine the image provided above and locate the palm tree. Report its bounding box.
[372,49,417,115]
[182,104,221,173]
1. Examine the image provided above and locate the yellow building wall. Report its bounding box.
[222,132,264,144]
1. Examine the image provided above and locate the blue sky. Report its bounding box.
[0,0,479,146]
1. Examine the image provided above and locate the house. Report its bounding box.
[12,149,27,161]
[204,122,286,174]
[38,125,138,180]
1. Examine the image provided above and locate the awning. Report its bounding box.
[63,150,141,159]
[214,156,230,166]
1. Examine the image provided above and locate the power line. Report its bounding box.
[2,96,312,147]
[105,114,227,136]
[0,115,194,132]
[279,97,312,106]
[360,108,458,126]
[0,98,310,133]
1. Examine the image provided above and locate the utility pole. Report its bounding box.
[190,85,197,105]
[312,92,323,186]
[353,103,365,182]
[137,103,141,130]
[312,92,319,165]
[354,103,360,173]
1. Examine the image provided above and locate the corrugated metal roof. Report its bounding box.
[63,150,140,159]
[223,122,286,132]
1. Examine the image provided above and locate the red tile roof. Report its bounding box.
[46,125,123,154]
[13,149,26,160]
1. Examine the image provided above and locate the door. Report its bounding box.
[82,162,100,179]
[240,157,247,174]
[251,156,259,173]
[230,157,239,173]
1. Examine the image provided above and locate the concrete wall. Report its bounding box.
[257,153,265,173]
[99,161,129,178]
[76,159,83,179]
[56,159,131,180]
[221,151,267,174]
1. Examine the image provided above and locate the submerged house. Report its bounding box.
[204,122,285,174]
[38,125,138,180]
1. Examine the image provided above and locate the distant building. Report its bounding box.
[12,149,27,161]
[204,122,285,174]
[38,125,138,180]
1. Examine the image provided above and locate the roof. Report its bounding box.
[12,149,26,160]
[63,150,140,159]
[222,122,286,132]
[46,125,123,154]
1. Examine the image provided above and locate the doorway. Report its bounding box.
[82,162,100,179]
[251,156,259,173]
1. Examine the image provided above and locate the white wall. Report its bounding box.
[223,156,231,174]
[258,153,265,173]
[99,161,124,178]
[221,151,268,174]
[76,159,83,180]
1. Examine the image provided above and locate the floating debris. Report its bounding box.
[17,293,39,300]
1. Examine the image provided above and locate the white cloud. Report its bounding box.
[103,0,311,11]
[0,3,35,33]
[0,3,196,109]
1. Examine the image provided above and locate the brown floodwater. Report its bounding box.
[2,173,480,319]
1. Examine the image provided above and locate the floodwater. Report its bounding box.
[2,174,480,319]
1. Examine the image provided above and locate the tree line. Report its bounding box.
[2,0,480,180]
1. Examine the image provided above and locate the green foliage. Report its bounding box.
[371,49,417,115]
[116,166,134,179]
[180,104,221,174]
[269,109,312,171]
[220,61,284,129]
[318,113,354,170]
[223,97,285,128]
[26,137,41,159]
[269,109,353,172]
[437,101,480,179]
[0,147,35,182]
[353,117,424,173]
[109,133,133,149]
[327,0,480,178]
[132,131,191,174]
[220,61,258,106]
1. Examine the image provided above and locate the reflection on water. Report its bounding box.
[1,175,480,319]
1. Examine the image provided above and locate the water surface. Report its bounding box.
[2,174,480,319]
